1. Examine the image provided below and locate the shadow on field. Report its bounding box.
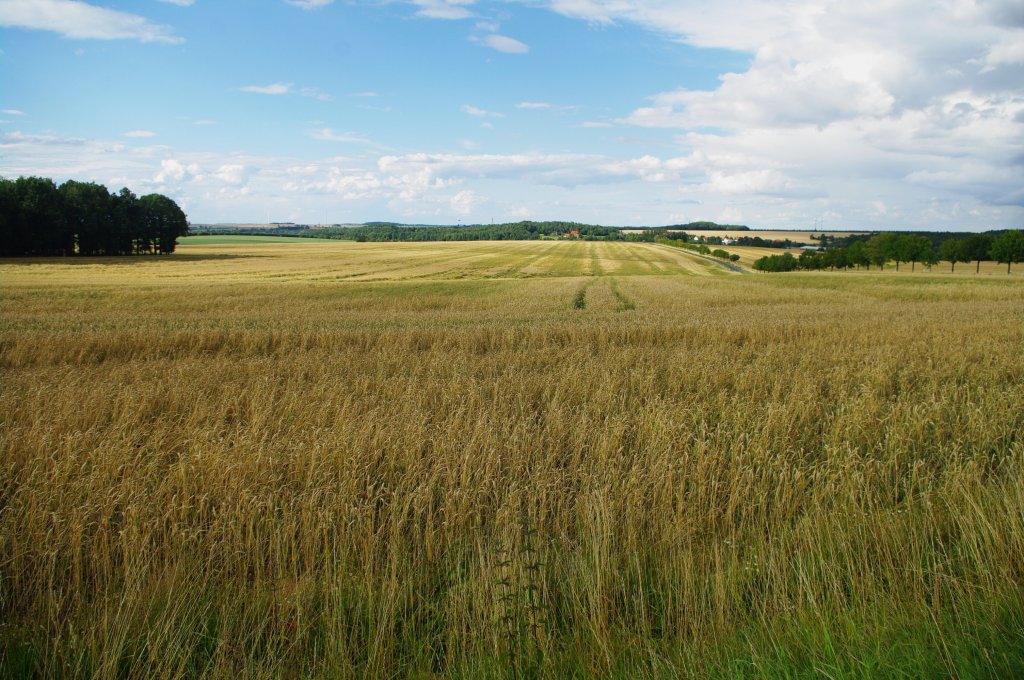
[0,253,268,266]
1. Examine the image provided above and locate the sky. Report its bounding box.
[1,0,1022,229]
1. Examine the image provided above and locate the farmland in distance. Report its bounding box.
[2,238,1023,678]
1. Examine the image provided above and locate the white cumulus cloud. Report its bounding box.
[451,189,484,215]
[312,128,371,144]
[411,0,475,20]
[239,83,293,95]
[214,164,249,186]
[461,105,504,118]
[480,34,529,53]
[285,0,334,9]
[520,0,1024,221]
[155,158,200,183]
[0,0,183,43]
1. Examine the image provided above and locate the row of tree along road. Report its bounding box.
[0,176,189,257]
[754,231,1024,274]
[654,236,742,263]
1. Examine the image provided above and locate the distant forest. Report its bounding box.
[188,220,762,242]
[659,221,750,231]
[0,176,189,257]
[190,221,630,242]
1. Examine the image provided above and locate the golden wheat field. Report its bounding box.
[2,237,1023,678]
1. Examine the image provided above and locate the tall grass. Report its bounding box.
[2,242,1023,678]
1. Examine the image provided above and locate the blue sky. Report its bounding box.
[1,0,1022,229]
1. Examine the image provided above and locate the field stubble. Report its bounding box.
[2,239,1023,678]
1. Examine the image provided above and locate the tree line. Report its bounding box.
[655,237,741,262]
[660,221,750,231]
[191,221,625,242]
[754,231,1024,273]
[0,176,189,257]
[192,220,761,243]
[337,221,622,242]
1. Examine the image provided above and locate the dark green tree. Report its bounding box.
[990,230,1024,274]
[0,178,15,257]
[919,242,939,271]
[867,233,895,270]
[753,252,799,272]
[111,188,140,255]
[798,249,823,270]
[906,235,933,272]
[60,180,113,256]
[139,194,189,254]
[939,238,968,272]
[823,248,850,270]
[963,234,994,273]
[887,234,918,272]
[846,241,871,269]
[7,177,71,256]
